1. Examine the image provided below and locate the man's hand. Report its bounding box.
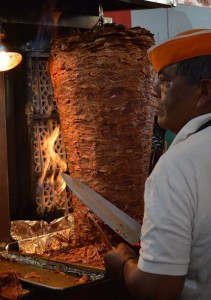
[104,243,185,300]
[104,243,138,281]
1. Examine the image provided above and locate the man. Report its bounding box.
[104,29,211,300]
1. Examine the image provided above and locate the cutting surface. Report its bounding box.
[0,259,100,290]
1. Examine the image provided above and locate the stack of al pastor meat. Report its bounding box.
[49,23,155,249]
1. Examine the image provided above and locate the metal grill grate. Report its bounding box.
[31,58,57,115]
[28,54,71,216]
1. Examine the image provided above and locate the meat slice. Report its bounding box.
[0,272,22,300]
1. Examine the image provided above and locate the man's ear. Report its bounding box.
[196,79,211,108]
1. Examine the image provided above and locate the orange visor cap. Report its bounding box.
[148,29,211,73]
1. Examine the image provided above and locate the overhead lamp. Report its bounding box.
[0,20,22,71]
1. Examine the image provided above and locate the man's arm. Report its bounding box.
[104,243,185,300]
[124,258,185,300]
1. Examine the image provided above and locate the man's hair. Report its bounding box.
[176,55,211,85]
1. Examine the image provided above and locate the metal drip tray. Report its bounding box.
[0,250,106,291]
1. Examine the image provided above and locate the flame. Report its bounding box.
[32,0,61,51]
[37,121,67,213]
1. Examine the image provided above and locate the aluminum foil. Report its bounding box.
[11,215,74,240]
[10,215,74,255]
[18,228,73,255]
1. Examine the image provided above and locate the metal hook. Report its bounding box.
[98,3,104,26]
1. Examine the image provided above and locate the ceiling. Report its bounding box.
[0,0,174,51]
[1,0,173,10]
[0,0,174,24]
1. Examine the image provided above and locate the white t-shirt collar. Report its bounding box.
[169,113,211,149]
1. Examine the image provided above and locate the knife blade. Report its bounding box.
[62,173,141,245]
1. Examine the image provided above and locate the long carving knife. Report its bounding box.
[62,173,141,245]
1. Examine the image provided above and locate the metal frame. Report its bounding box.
[0,73,11,243]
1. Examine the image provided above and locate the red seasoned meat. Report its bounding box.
[49,24,155,247]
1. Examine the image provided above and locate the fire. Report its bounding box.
[36,121,68,215]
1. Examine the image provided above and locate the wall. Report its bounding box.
[177,0,211,8]
[105,4,211,42]
[132,4,211,42]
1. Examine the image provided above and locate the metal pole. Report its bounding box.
[0,72,11,246]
